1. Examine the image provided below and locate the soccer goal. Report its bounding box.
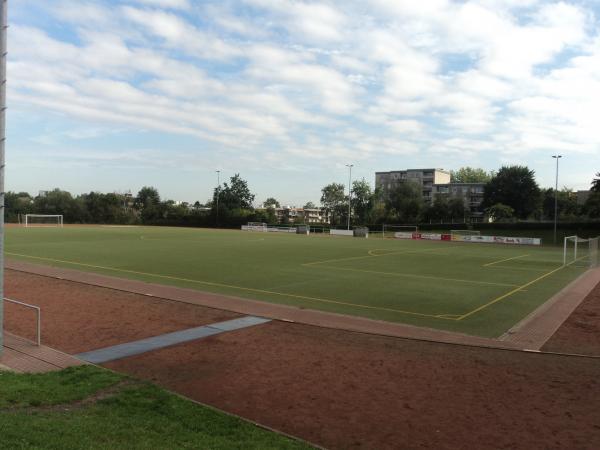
[241,222,267,232]
[564,235,599,268]
[24,214,63,227]
[382,224,418,239]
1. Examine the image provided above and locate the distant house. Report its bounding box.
[265,206,329,224]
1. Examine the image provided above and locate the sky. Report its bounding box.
[7,0,600,206]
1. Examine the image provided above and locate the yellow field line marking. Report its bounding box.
[307,264,520,287]
[483,254,529,267]
[488,265,548,272]
[304,246,457,267]
[457,255,588,321]
[6,252,451,320]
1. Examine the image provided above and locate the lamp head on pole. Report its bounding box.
[552,155,562,159]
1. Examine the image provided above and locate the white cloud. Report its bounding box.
[8,0,600,197]
[131,0,191,10]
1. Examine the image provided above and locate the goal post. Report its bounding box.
[241,222,267,232]
[24,214,64,227]
[563,235,599,268]
[382,224,418,239]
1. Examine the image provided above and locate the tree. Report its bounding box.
[215,174,255,210]
[134,186,162,221]
[483,166,541,219]
[81,192,128,223]
[485,203,515,222]
[303,201,316,209]
[584,192,600,218]
[422,195,449,223]
[451,167,492,183]
[366,187,386,224]
[263,197,280,209]
[591,172,600,193]
[350,179,373,225]
[541,188,579,220]
[320,183,346,226]
[386,181,423,223]
[33,188,85,223]
[135,186,160,209]
[5,191,33,222]
[448,198,466,222]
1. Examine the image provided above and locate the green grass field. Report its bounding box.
[0,366,311,449]
[5,226,592,337]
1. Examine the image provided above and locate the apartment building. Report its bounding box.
[375,169,451,204]
[432,182,486,222]
[376,168,485,222]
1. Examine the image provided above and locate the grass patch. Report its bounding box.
[0,366,311,449]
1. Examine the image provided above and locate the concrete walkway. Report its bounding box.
[76,316,271,364]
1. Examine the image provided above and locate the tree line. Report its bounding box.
[318,166,600,227]
[5,167,600,228]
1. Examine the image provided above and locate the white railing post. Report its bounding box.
[5,298,41,346]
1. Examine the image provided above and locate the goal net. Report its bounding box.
[382,224,418,239]
[563,236,599,268]
[24,214,63,227]
[241,222,267,232]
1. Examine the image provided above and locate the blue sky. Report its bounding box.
[7,0,600,206]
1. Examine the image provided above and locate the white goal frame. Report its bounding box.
[24,214,63,227]
[563,235,599,268]
[382,224,418,239]
[241,222,267,232]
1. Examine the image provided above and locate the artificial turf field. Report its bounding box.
[4,225,591,338]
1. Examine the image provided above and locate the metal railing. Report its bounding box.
[5,298,41,346]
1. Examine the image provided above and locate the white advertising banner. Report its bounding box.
[330,229,354,236]
[457,234,542,246]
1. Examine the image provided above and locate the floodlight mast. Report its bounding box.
[346,164,353,230]
[0,0,7,356]
[215,170,220,228]
[552,155,562,244]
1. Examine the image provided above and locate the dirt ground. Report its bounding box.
[4,270,239,353]
[542,281,600,356]
[5,269,600,449]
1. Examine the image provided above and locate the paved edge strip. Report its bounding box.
[499,266,600,350]
[75,316,271,364]
[1,332,86,373]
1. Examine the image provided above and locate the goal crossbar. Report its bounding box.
[563,235,599,268]
[24,214,63,227]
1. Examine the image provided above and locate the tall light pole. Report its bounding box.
[552,155,562,244]
[0,0,7,357]
[346,164,353,230]
[215,170,220,228]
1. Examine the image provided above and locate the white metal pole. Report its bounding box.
[552,155,562,244]
[563,236,567,265]
[0,0,7,356]
[574,235,578,261]
[215,170,220,228]
[346,164,353,230]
